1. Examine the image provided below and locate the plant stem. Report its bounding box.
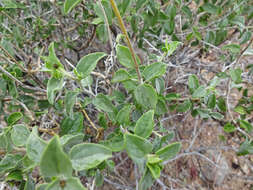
[109,0,142,83]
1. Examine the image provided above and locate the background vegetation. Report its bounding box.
[0,0,253,189]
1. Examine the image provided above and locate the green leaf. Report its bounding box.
[65,91,79,119]
[0,154,22,173]
[217,97,227,112]
[47,77,64,104]
[7,112,23,126]
[134,110,154,138]
[143,62,167,81]
[26,127,47,163]
[182,5,192,18]
[237,140,253,156]
[207,93,216,109]
[230,68,242,84]
[116,104,132,125]
[196,108,210,119]
[138,168,154,190]
[36,184,48,190]
[46,178,87,190]
[24,175,35,190]
[239,120,253,133]
[202,3,219,14]
[230,16,245,30]
[1,0,25,8]
[222,44,241,54]
[155,98,167,115]
[192,85,207,98]
[93,93,115,112]
[81,75,93,88]
[76,52,107,78]
[188,75,199,94]
[40,136,72,178]
[156,142,181,161]
[147,154,162,164]
[111,69,131,83]
[147,163,162,179]
[134,84,158,110]
[95,170,104,187]
[102,133,124,152]
[124,133,152,163]
[210,112,224,120]
[116,44,140,69]
[11,124,30,147]
[70,143,112,171]
[6,170,23,182]
[60,133,84,153]
[64,0,82,14]
[192,27,202,41]
[165,93,180,102]
[223,122,236,133]
[234,105,246,115]
[42,42,64,78]
[94,0,113,25]
[155,77,165,94]
[60,112,84,135]
[240,31,252,44]
[122,80,138,91]
[176,100,191,112]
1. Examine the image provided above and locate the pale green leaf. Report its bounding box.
[40,136,72,178]
[156,142,181,161]
[11,124,30,147]
[70,143,112,171]
[76,52,106,78]
[47,77,64,104]
[111,69,131,83]
[26,127,47,163]
[134,110,154,138]
[64,0,82,14]
[124,133,152,163]
[143,62,167,81]
[134,84,157,110]
[93,94,115,112]
[116,44,140,69]
[65,91,79,119]
[46,178,87,190]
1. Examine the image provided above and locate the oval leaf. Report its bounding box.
[134,110,154,138]
[26,127,47,163]
[192,85,207,98]
[70,143,112,171]
[65,90,79,119]
[93,93,115,113]
[124,133,152,163]
[47,77,64,104]
[156,142,181,161]
[76,52,106,78]
[40,136,72,178]
[143,62,167,81]
[116,44,140,69]
[111,69,131,83]
[11,124,30,147]
[188,75,199,94]
[134,84,157,110]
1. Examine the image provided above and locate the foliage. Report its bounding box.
[0,0,253,189]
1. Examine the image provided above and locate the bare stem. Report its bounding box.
[109,0,142,83]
